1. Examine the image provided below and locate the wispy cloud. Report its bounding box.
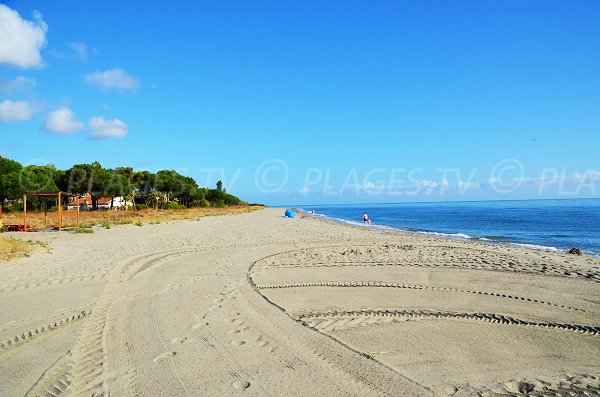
[48,42,96,62]
[70,42,88,61]
[43,107,83,134]
[0,5,47,68]
[88,116,128,139]
[85,68,139,91]
[0,99,35,121]
[0,76,37,95]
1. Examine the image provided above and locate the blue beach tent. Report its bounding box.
[284,209,296,218]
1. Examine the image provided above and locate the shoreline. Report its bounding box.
[293,207,600,258]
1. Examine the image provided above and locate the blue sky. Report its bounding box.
[1,1,599,205]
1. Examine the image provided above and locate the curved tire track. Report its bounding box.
[253,243,600,283]
[295,309,600,336]
[256,281,588,312]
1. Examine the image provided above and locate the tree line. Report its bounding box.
[0,156,245,211]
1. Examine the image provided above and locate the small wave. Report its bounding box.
[414,231,473,240]
[505,242,562,252]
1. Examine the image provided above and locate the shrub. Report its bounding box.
[135,220,143,227]
[136,204,149,210]
[102,220,111,229]
[211,199,226,208]
[3,202,23,213]
[73,227,94,234]
[189,199,208,208]
[165,202,186,210]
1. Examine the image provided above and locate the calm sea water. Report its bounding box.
[298,199,600,256]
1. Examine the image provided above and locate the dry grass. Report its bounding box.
[0,237,36,263]
[1,206,264,230]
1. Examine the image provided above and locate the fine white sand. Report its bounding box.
[1,208,599,396]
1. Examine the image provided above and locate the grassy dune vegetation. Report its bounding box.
[0,237,37,263]
[2,205,264,230]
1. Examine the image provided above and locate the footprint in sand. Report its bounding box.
[192,322,209,330]
[153,351,177,363]
[233,380,251,390]
[231,340,246,346]
[171,336,187,344]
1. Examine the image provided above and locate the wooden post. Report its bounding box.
[23,193,27,231]
[0,202,3,229]
[76,196,80,229]
[44,200,48,228]
[58,192,62,231]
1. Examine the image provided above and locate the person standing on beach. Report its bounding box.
[363,212,371,224]
[311,209,315,218]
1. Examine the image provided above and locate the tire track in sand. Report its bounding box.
[63,248,202,396]
[247,252,435,396]
[256,281,588,313]
[0,310,91,355]
[295,309,600,336]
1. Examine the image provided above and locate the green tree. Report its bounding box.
[132,171,156,194]
[145,190,166,210]
[0,157,23,202]
[0,156,246,212]
[104,170,134,209]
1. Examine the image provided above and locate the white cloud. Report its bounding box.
[0,5,47,68]
[458,180,480,191]
[0,99,34,121]
[440,178,450,192]
[573,170,600,183]
[362,181,385,193]
[418,180,438,189]
[47,42,97,62]
[43,107,83,133]
[0,76,37,94]
[88,116,128,139]
[417,179,439,195]
[85,68,139,91]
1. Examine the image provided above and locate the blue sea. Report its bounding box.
[298,199,600,257]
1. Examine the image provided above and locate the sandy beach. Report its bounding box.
[1,207,599,396]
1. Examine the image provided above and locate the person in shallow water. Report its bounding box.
[363,212,371,224]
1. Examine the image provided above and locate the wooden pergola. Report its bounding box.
[23,191,80,231]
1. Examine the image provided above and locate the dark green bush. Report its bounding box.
[189,199,209,208]
[165,202,186,210]
[210,199,226,208]
[3,202,23,213]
